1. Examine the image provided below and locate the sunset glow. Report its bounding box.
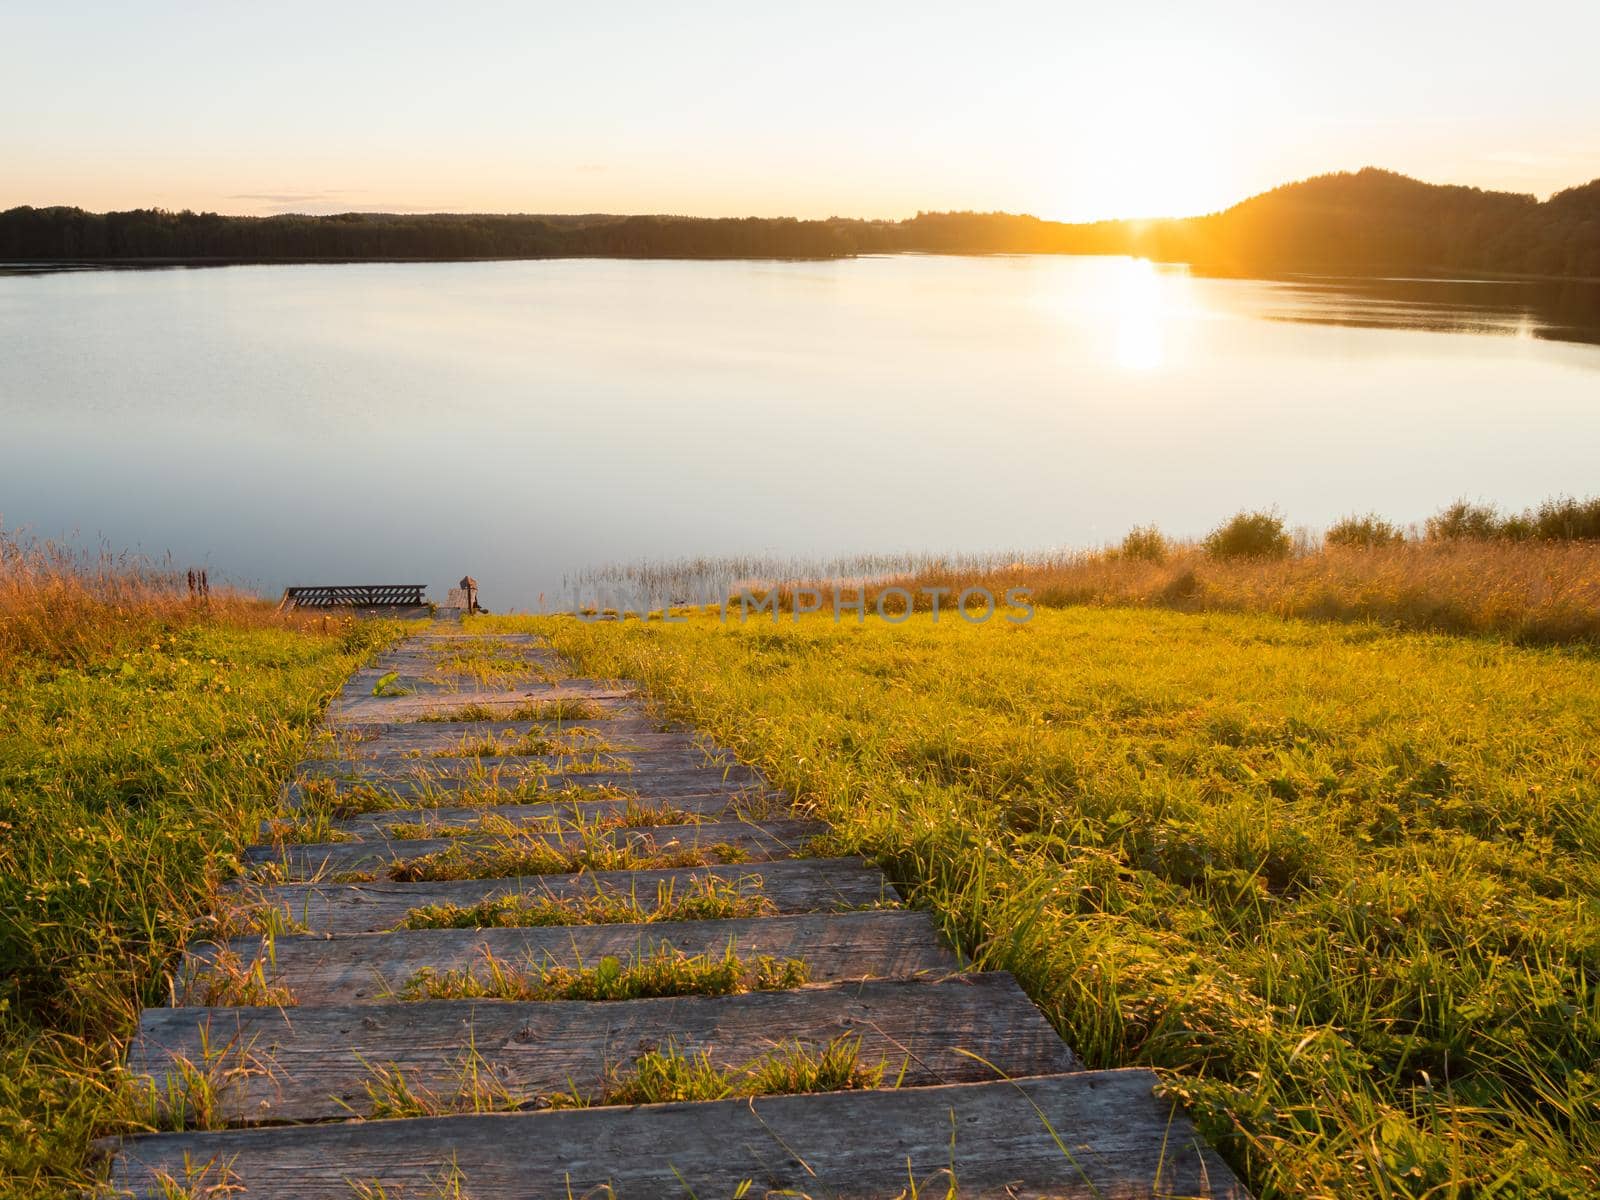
[4,1,1598,221]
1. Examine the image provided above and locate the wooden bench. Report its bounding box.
[279,584,427,610]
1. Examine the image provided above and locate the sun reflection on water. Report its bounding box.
[1114,258,1167,370]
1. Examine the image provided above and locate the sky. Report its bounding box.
[4,0,1599,223]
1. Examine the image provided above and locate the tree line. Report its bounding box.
[2,168,1597,277]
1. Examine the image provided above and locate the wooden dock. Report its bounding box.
[108,627,1249,1198]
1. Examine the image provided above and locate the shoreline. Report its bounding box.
[4,252,1600,286]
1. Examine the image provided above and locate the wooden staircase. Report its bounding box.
[108,629,1248,1198]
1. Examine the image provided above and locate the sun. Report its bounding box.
[1038,48,1248,221]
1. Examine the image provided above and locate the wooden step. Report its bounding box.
[305,712,665,754]
[330,684,636,726]
[285,764,769,809]
[246,818,825,880]
[230,858,894,934]
[296,760,766,790]
[180,910,956,1006]
[130,974,1080,1124]
[343,645,563,675]
[109,1070,1247,1198]
[298,747,744,781]
[313,791,785,841]
[330,674,567,706]
[305,729,712,763]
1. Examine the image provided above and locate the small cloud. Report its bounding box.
[262,201,443,216]
[227,192,333,203]
[576,164,608,174]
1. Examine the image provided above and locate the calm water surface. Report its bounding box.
[2,256,1598,606]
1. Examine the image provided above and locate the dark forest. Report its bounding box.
[5,169,1597,277]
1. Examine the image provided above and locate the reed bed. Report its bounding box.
[574,534,1600,645]
[0,529,353,674]
[870,539,1600,644]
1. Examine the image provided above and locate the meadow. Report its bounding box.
[580,499,1600,647]
[0,534,405,1197]
[479,606,1600,1199]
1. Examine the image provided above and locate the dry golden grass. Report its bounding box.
[862,540,1600,644]
[0,529,353,674]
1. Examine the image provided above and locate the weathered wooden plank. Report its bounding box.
[304,730,712,764]
[299,715,669,762]
[319,790,790,840]
[110,1070,1247,1199]
[297,746,742,781]
[294,756,765,789]
[331,684,636,726]
[181,910,955,1006]
[246,818,824,880]
[285,766,770,812]
[232,858,893,934]
[130,974,1080,1124]
[400,633,545,643]
[300,729,726,764]
[310,709,655,738]
[335,676,567,705]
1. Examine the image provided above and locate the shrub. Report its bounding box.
[1325,513,1404,549]
[1532,495,1600,541]
[1499,512,1537,541]
[1204,509,1290,560]
[1426,500,1502,541]
[1119,525,1167,563]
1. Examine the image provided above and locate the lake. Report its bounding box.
[2,255,1598,609]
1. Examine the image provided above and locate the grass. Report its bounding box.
[370,670,412,697]
[309,748,631,786]
[422,637,553,687]
[425,726,615,757]
[311,778,639,818]
[352,1044,520,1121]
[0,533,408,1196]
[476,607,1600,1199]
[381,820,483,840]
[180,946,297,1008]
[396,945,810,1002]
[122,1027,272,1133]
[373,801,703,840]
[399,874,775,929]
[574,529,1600,647]
[867,539,1600,646]
[413,698,607,723]
[262,812,356,844]
[601,800,705,828]
[384,823,750,882]
[341,1031,876,1122]
[546,1033,885,1108]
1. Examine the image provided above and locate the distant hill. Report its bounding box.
[1143,168,1598,277]
[3,168,1597,277]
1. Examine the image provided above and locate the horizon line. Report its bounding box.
[8,164,1600,229]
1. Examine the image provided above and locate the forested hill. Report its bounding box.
[3,168,1597,277]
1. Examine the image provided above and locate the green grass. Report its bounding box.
[399,874,775,929]
[384,824,750,882]
[304,777,640,818]
[475,608,1600,1199]
[396,945,809,1002]
[0,614,406,1197]
[413,698,607,723]
[422,637,553,686]
[426,726,615,757]
[546,1033,885,1108]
